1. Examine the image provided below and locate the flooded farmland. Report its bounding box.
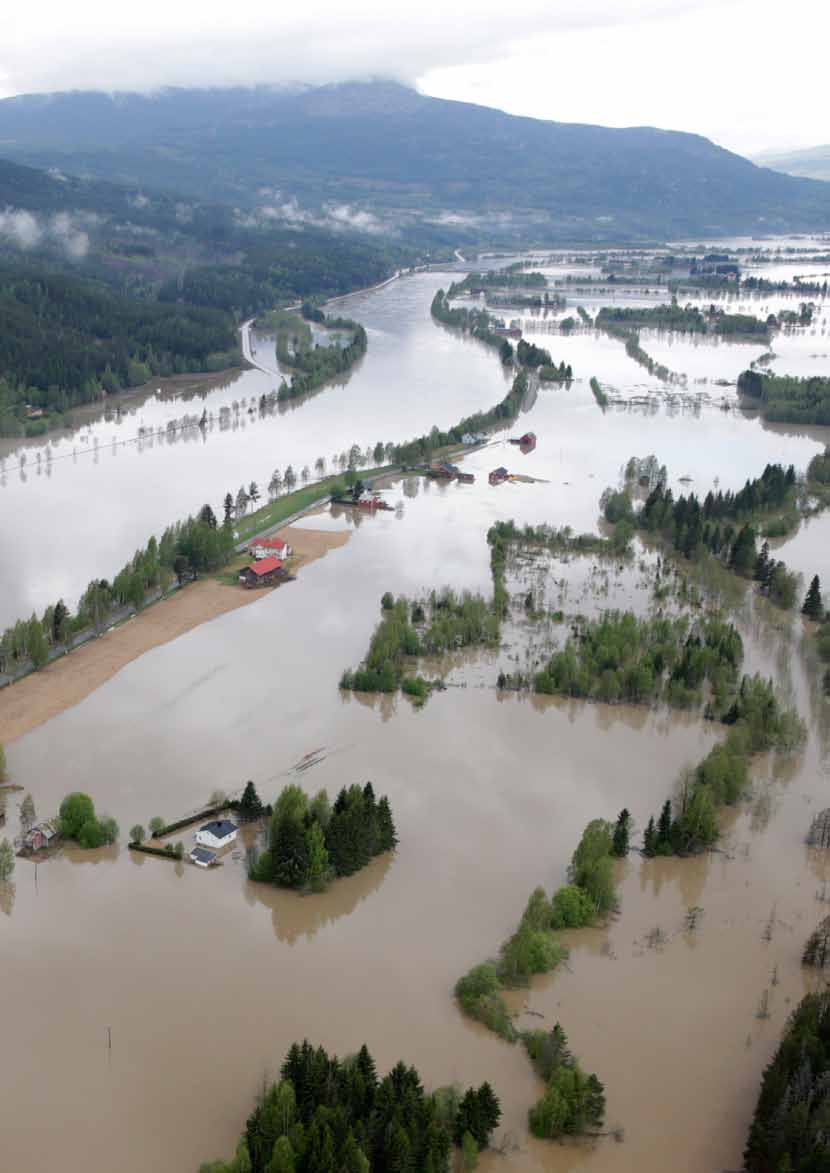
[2,240,830,1173]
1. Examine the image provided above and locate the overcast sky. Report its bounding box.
[2,0,824,155]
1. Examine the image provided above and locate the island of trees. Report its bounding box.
[340,591,499,701]
[58,791,119,848]
[266,309,368,403]
[202,1040,501,1173]
[737,370,830,425]
[532,611,743,709]
[597,301,772,338]
[248,782,396,891]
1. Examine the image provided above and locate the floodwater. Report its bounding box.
[2,241,830,1173]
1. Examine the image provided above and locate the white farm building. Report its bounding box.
[194,819,238,850]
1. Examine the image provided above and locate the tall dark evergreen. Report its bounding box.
[643,816,657,857]
[612,809,630,857]
[657,800,674,852]
[375,797,398,852]
[802,575,824,621]
[238,780,265,820]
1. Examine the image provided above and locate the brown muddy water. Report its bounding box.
[2,243,830,1172]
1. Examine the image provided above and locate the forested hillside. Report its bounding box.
[1,82,830,238]
[0,257,240,434]
[0,152,408,434]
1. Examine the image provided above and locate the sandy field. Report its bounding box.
[0,525,348,745]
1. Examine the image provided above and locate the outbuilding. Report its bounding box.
[239,556,285,588]
[194,819,238,850]
[23,820,60,853]
[190,846,219,868]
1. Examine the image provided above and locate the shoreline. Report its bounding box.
[0,525,348,746]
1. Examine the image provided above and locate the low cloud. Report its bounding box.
[0,207,93,257]
[236,198,387,235]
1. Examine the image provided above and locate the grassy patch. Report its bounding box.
[233,466,397,544]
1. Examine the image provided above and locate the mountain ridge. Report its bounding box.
[1,81,829,240]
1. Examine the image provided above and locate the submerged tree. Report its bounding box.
[803,916,830,969]
[612,809,631,857]
[0,838,14,881]
[807,809,830,849]
[20,793,36,831]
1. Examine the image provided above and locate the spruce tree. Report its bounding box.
[612,809,630,857]
[223,493,234,526]
[376,796,398,853]
[643,816,657,857]
[754,541,771,583]
[802,575,824,621]
[657,799,674,854]
[273,816,311,888]
[474,1083,502,1145]
[240,780,264,820]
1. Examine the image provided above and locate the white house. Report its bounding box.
[194,819,238,850]
[249,536,292,560]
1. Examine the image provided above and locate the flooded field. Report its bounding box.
[2,240,830,1173]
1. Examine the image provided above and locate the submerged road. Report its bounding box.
[239,319,281,378]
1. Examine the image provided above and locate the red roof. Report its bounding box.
[251,536,288,551]
[246,556,283,576]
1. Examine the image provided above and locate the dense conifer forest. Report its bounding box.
[737,370,830,425]
[203,1040,502,1173]
[0,256,240,434]
[248,783,396,891]
[743,993,830,1171]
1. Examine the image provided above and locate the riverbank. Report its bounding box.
[0,525,348,746]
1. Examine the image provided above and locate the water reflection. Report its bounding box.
[245,851,393,945]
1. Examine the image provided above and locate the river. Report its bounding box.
[1,243,830,1173]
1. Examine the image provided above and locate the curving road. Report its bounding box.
[239,318,281,377]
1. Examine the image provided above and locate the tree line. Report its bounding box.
[276,319,368,403]
[625,463,804,609]
[431,288,573,378]
[0,255,240,437]
[455,814,622,1138]
[248,782,396,891]
[641,673,804,855]
[737,370,830,426]
[339,591,500,698]
[203,1040,502,1173]
[743,992,830,1171]
[392,366,530,467]
[0,504,235,677]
